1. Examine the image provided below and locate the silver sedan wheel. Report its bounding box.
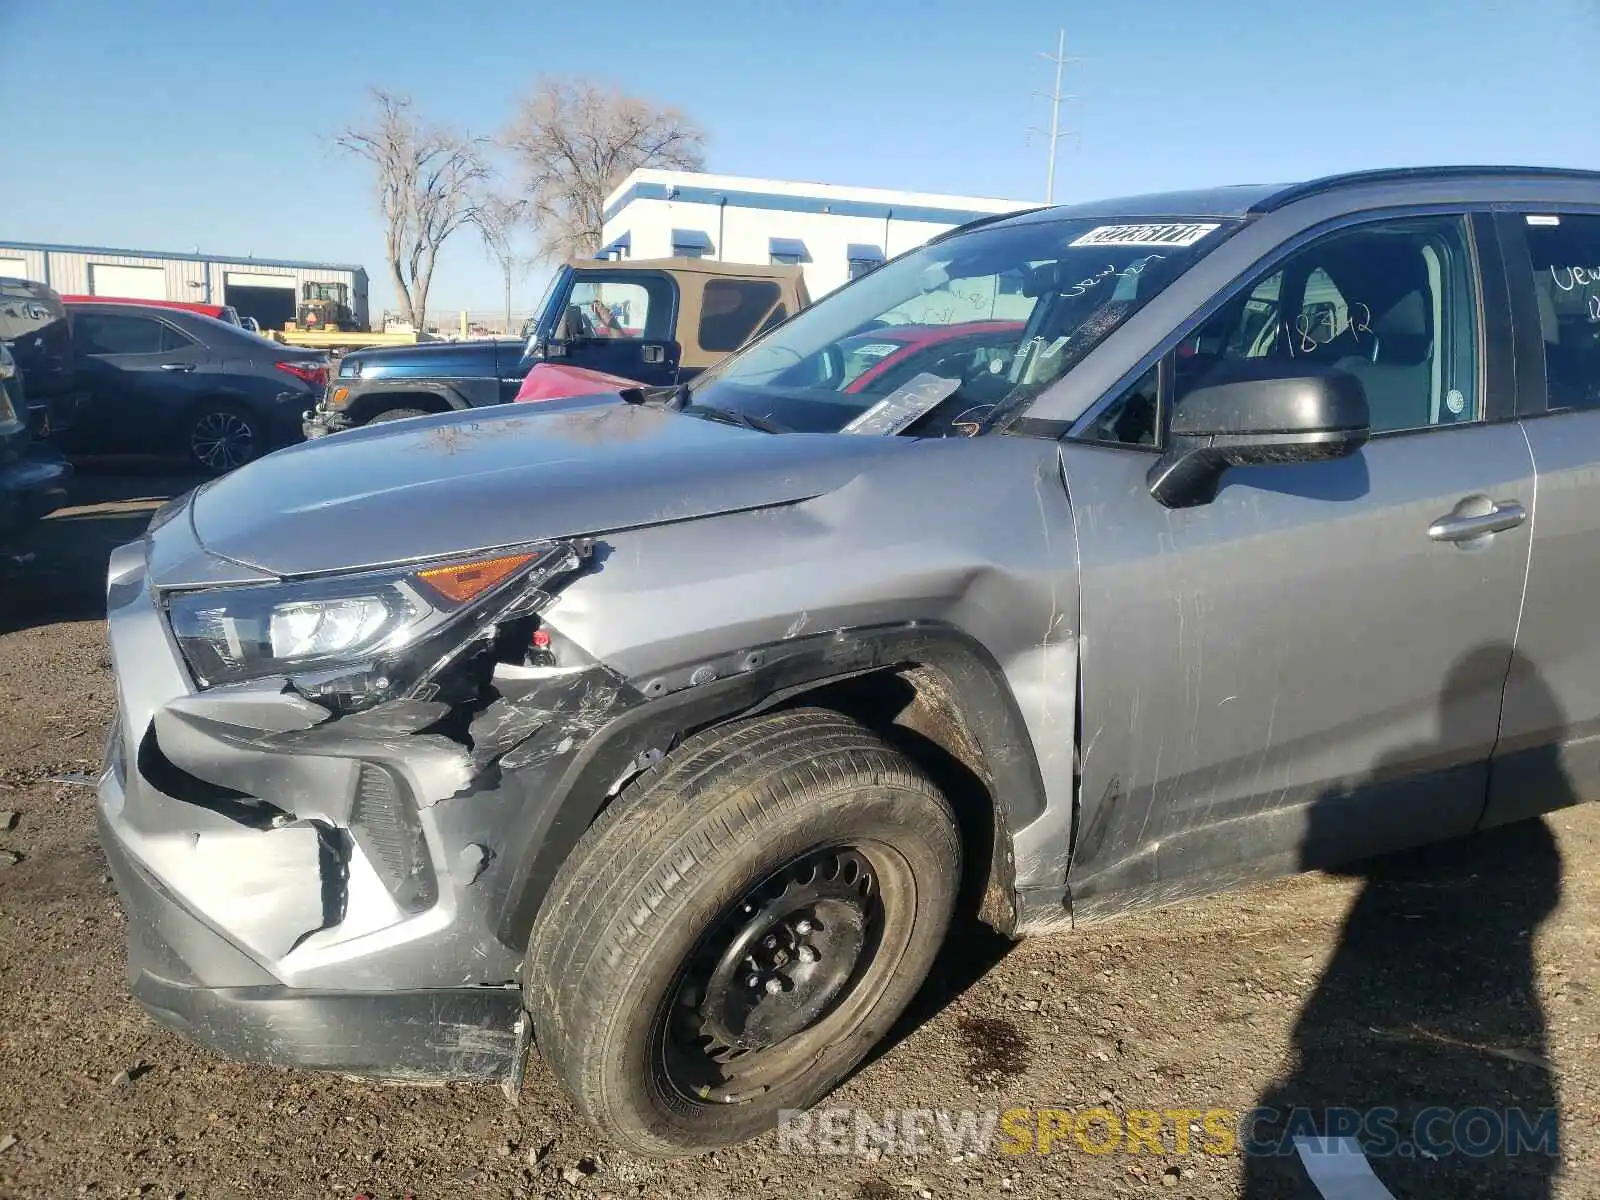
[190,411,257,472]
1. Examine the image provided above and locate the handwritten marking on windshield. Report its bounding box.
[1061,255,1167,299]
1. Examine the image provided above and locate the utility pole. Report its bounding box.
[1030,28,1081,205]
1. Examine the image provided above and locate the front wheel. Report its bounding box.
[186,403,263,474]
[526,708,962,1157]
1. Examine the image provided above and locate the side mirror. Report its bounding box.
[1147,364,1370,509]
[559,303,590,342]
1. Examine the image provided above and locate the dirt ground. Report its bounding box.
[0,469,1595,1199]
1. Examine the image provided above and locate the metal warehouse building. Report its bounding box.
[0,241,369,331]
[600,169,1034,299]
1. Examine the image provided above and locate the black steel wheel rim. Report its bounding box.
[659,842,914,1105]
[191,411,255,470]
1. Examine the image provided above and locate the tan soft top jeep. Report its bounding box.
[526,255,811,386]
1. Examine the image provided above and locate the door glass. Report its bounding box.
[77,314,165,355]
[1080,364,1161,446]
[699,280,782,352]
[160,324,195,352]
[564,279,668,341]
[1517,213,1600,409]
[1174,215,1480,434]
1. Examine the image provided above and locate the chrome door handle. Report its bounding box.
[1428,500,1527,542]
[159,362,195,372]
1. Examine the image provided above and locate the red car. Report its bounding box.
[512,320,1026,409]
[59,295,243,327]
[833,320,1024,395]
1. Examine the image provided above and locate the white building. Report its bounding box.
[599,170,1035,299]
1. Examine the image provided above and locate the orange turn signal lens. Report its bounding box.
[416,553,535,605]
[331,387,350,405]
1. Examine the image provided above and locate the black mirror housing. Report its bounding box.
[1148,365,1370,508]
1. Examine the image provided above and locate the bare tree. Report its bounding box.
[504,79,706,261]
[471,192,531,335]
[339,90,489,330]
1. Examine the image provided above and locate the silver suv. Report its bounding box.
[98,167,1600,1156]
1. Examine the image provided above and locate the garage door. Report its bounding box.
[0,258,27,280]
[224,273,297,331]
[89,263,167,299]
[224,272,295,290]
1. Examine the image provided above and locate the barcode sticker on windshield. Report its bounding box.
[1069,222,1220,248]
[841,373,961,437]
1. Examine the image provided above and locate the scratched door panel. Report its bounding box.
[1488,409,1600,826]
[1061,424,1533,917]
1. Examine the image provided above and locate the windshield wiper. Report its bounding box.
[683,403,788,434]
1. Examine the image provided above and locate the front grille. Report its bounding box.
[349,764,437,913]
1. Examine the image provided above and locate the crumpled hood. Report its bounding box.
[187,401,910,578]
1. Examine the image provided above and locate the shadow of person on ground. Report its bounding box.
[0,466,200,637]
[1244,646,1564,1199]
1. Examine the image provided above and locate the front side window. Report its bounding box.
[1083,214,1481,447]
[76,313,166,355]
[688,216,1237,435]
[1176,215,1479,435]
[1518,213,1600,409]
[562,278,670,341]
[699,279,782,352]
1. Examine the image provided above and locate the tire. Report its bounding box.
[362,406,431,426]
[186,402,264,474]
[526,707,962,1158]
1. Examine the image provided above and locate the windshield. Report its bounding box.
[687,216,1237,436]
[522,269,567,353]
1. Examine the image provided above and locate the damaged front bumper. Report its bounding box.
[301,400,350,440]
[97,514,637,1085]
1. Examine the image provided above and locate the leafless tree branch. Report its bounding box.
[471,192,533,332]
[338,90,490,329]
[503,78,706,262]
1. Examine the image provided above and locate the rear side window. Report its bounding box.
[76,313,169,354]
[1518,214,1600,410]
[699,280,783,352]
[753,303,788,339]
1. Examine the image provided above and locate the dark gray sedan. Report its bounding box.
[64,302,328,472]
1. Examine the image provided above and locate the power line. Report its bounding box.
[1027,28,1082,205]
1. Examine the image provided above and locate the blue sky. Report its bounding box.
[3,0,1595,312]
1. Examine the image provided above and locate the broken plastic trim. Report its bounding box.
[165,540,592,709]
[280,539,592,715]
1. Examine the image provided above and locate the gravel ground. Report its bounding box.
[0,469,1594,1199]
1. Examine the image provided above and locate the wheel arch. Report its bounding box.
[344,384,467,425]
[491,621,1046,949]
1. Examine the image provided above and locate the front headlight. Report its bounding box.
[166,542,588,708]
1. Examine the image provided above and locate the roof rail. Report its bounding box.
[1253,165,1600,213]
[926,205,1052,245]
